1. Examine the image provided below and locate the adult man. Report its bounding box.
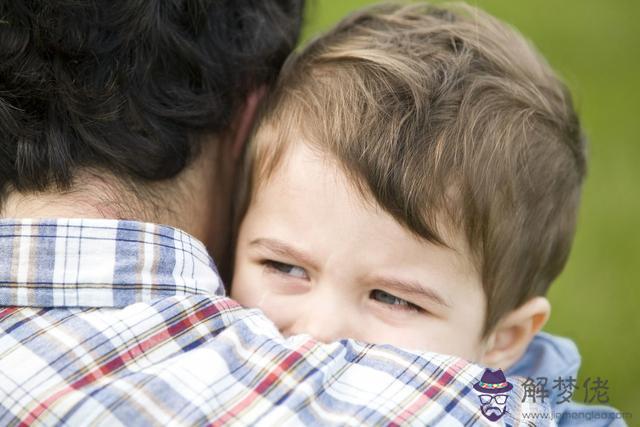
[0,1,551,425]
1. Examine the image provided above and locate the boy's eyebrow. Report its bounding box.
[249,238,318,270]
[370,275,451,309]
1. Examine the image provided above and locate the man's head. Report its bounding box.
[232,3,585,367]
[0,0,304,265]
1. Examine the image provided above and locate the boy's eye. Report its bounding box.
[264,260,309,279]
[370,289,420,312]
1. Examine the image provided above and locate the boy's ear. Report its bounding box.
[480,296,550,370]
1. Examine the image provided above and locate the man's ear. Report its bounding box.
[480,296,551,369]
[228,86,267,160]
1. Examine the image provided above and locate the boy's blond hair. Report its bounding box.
[239,3,585,334]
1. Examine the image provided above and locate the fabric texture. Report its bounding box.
[0,218,555,426]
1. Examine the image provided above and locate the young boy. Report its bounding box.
[233,2,581,378]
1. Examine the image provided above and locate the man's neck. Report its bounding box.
[1,170,163,223]
[0,143,234,275]
[2,190,138,221]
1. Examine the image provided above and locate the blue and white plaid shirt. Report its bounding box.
[0,218,553,426]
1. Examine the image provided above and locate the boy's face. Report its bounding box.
[232,142,488,361]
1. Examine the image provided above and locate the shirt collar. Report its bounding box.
[0,218,224,307]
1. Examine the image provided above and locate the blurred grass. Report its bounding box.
[301,0,640,416]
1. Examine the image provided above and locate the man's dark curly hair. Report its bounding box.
[0,0,304,202]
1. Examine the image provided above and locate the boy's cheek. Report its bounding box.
[230,266,295,332]
[229,260,260,307]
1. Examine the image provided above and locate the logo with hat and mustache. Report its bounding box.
[474,368,513,421]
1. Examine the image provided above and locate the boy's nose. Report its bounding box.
[282,299,352,344]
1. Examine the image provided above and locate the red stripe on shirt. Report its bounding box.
[0,307,18,319]
[208,339,315,426]
[18,301,222,426]
[389,358,468,427]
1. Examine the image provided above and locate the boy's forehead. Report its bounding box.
[252,122,335,192]
[249,142,480,286]
[251,121,477,261]
[251,122,299,187]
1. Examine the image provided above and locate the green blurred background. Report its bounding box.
[302,0,639,417]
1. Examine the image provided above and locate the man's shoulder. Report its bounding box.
[0,297,553,426]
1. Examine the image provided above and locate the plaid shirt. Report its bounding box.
[0,218,553,426]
